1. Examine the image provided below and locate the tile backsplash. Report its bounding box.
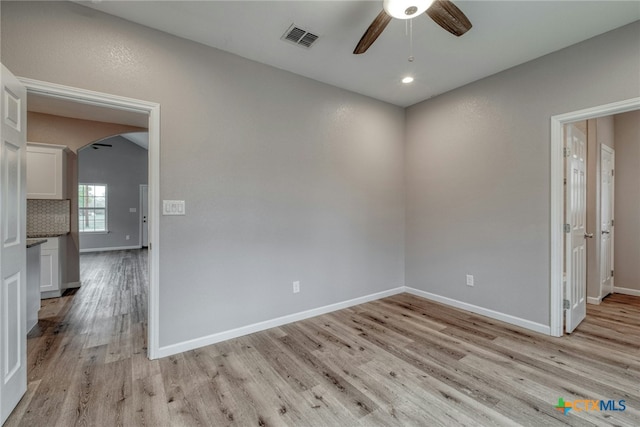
[27,199,71,235]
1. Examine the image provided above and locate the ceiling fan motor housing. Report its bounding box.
[383,0,434,20]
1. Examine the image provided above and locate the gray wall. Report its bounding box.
[3,1,638,348]
[405,21,640,326]
[78,135,148,251]
[614,110,640,292]
[1,2,405,347]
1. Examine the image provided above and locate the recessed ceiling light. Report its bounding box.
[402,76,414,84]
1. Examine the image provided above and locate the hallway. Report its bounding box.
[8,250,149,426]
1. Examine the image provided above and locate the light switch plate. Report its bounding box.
[163,200,186,215]
[129,208,137,213]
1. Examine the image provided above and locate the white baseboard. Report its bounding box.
[156,286,405,359]
[613,286,640,297]
[27,318,37,334]
[156,285,558,359]
[587,297,601,305]
[80,245,142,253]
[41,290,62,299]
[404,287,551,335]
[63,281,81,290]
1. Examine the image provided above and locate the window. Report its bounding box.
[79,184,107,233]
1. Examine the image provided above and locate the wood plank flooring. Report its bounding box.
[5,249,640,426]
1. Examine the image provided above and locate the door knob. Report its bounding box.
[602,230,610,235]
[584,233,594,238]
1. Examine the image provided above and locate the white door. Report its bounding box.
[140,184,148,248]
[565,123,588,333]
[600,145,615,298]
[0,64,27,424]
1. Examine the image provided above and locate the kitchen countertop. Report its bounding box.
[26,238,48,248]
[27,232,69,238]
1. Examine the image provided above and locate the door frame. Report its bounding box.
[139,184,149,248]
[19,77,161,359]
[550,97,639,337]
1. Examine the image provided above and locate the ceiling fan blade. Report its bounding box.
[93,143,113,147]
[426,0,472,37]
[353,10,392,54]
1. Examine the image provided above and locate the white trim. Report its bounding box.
[139,184,148,248]
[19,77,161,360]
[550,97,640,338]
[613,287,640,297]
[405,287,551,335]
[41,290,62,299]
[63,281,81,289]
[156,287,405,358]
[550,114,565,337]
[156,284,560,358]
[27,142,68,151]
[587,297,601,305]
[80,245,141,253]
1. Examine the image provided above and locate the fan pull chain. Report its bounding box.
[408,19,414,62]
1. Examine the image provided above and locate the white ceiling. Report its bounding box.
[75,0,640,107]
[121,132,149,150]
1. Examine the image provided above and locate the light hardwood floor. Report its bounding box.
[5,249,640,426]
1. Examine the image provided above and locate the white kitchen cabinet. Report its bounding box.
[27,244,42,333]
[40,236,66,299]
[26,143,68,199]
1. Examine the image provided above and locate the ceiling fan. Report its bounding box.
[91,143,113,150]
[354,0,472,54]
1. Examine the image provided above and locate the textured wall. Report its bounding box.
[405,22,640,326]
[28,112,145,153]
[78,135,148,250]
[1,1,405,347]
[614,110,640,292]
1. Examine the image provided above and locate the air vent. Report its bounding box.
[282,24,319,49]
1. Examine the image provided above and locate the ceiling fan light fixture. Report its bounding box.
[383,0,434,20]
[402,76,414,84]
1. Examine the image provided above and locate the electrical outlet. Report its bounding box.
[293,281,300,294]
[126,235,130,240]
[466,274,474,287]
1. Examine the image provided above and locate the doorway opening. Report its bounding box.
[77,133,149,253]
[19,77,161,358]
[550,97,640,337]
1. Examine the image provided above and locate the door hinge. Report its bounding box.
[563,299,570,310]
[563,177,567,185]
[563,147,571,158]
[612,169,615,176]
[611,269,614,277]
[611,219,615,227]
[564,224,571,233]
